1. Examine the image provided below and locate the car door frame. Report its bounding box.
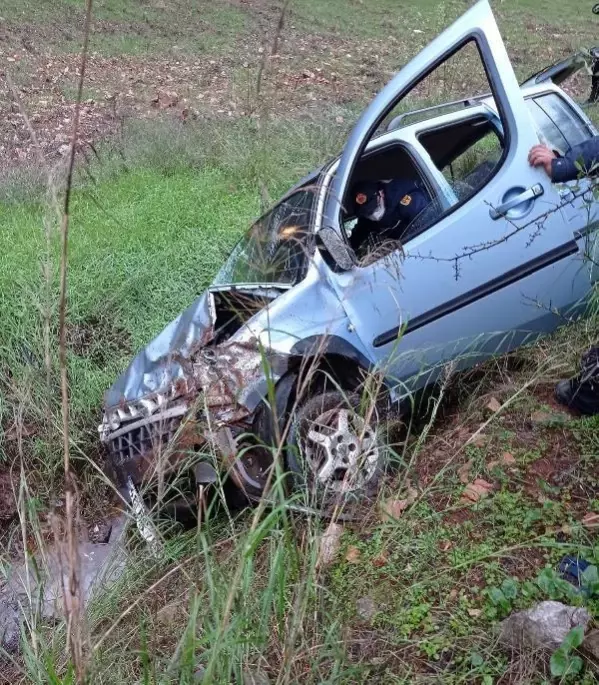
[524,84,599,284]
[320,0,545,236]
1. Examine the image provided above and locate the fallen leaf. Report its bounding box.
[471,433,487,447]
[372,552,389,568]
[380,487,418,521]
[458,459,474,484]
[488,452,516,470]
[345,546,361,563]
[460,479,493,505]
[582,513,599,528]
[380,499,409,520]
[485,397,502,413]
[317,522,344,568]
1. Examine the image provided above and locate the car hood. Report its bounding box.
[104,284,285,410]
[104,290,214,409]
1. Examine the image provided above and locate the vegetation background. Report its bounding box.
[1,0,599,682]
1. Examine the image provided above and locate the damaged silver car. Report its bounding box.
[100,0,599,514]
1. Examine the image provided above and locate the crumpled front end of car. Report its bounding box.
[99,286,289,500]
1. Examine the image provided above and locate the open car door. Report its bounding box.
[320,0,592,397]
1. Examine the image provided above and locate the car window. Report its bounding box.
[344,40,508,264]
[214,188,317,286]
[526,93,591,154]
[374,42,492,136]
[418,115,504,203]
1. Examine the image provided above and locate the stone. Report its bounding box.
[582,629,599,670]
[0,515,128,653]
[485,397,502,414]
[356,596,378,621]
[317,522,343,569]
[458,459,474,484]
[460,479,493,504]
[531,410,570,425]
[0,594,20,653]
[499,601,591,652]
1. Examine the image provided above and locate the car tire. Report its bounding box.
[285,390,385,514]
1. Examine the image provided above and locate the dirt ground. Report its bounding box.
[2,0,596,167]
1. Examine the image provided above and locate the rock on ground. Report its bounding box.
[499,601,591,652]
[356,596,378,621]
[0,515,128,654]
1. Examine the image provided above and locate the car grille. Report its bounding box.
[107,410,187,468]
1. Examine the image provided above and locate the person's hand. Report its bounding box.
[528,144,557,177]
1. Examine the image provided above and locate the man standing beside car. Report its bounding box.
[528,139,599,182]
[529,139,599,414]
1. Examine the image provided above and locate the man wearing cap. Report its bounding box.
[348,178,431,255]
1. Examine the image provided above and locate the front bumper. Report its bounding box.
[103,402,191,486]
[100,336,290,502]
[100,385,273,502]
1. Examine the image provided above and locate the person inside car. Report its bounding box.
[348,179,431,256]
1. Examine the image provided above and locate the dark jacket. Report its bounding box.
[551,136,599,183]
[349,179,430,253]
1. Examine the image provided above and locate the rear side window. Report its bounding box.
[526,93,591,154]
[419,115,504,202]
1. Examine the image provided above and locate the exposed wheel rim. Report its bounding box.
[300,405,379,494]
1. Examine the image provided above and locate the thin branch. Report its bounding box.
[59,0,94,679]
[254,0,292,122]
[410,179,599,279]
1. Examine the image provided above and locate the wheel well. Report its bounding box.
[250,352,368,443]
[288,335,373,396]
[289,352,366,396]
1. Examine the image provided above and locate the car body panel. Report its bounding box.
[318,0,595,397]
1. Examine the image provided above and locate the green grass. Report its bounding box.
[5,0,598,61]
[0,167,250,413]
[2,0,252,56]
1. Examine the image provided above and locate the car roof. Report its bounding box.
[278,81,569,207]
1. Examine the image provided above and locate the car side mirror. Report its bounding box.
[316,226,357,271]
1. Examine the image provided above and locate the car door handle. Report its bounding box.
[489,184,544,220]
